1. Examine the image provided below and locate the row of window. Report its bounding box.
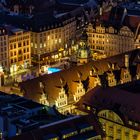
[10,54,30,63]
[31,29,62,37]
[74,96,81,101]
[10,48,29,56]
[62,131,78,139]
[0,47,7,52]
[0,53,7,60]
[88,32,133,39]
[38,20,75,32]
[96,46,104,50]
[89,40,133,46]
[102,121,138,140]
[0,35,7,40]
[45,125,94,140]
[10,41,29,49]
[129,121,139,127]
[57,101,67,107]
[0,41,7,46]
[59,94,65,99]
[9,36,29,43]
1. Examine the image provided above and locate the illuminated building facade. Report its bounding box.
[0,26,9,72]
[8,27,31,73]
[31,16,76,64]
[75,84,140,140]
[19,50,140,114]
[0,1,89,64]
[98,110,140,140]
[87,23,135,57]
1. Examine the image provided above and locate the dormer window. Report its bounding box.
[125,74,128,78]
[40,93,49,106]
[74,82,85,102]
[39,82,43,88]
[60,94,64,99]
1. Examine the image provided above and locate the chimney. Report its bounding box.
[125,54,129,68]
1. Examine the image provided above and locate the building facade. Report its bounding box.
[19,50,140,115]
[0,26,9,72]
[8,28,31,73]
[31,17,76,64]
[98,110,140,140]
[75,84,140,140]
[87,23,135,57]
[0,2,89,64]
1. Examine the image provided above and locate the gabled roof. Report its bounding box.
[19,49,140,105]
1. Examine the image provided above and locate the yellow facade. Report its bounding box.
[87,24,135,57]
[9,29,31,73]
[31,17,76,62]
[98,110,140,140]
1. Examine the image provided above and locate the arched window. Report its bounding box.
[98,109,124,125]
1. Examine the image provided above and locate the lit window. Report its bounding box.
[59,38,61,43]
[47,36,50,40]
